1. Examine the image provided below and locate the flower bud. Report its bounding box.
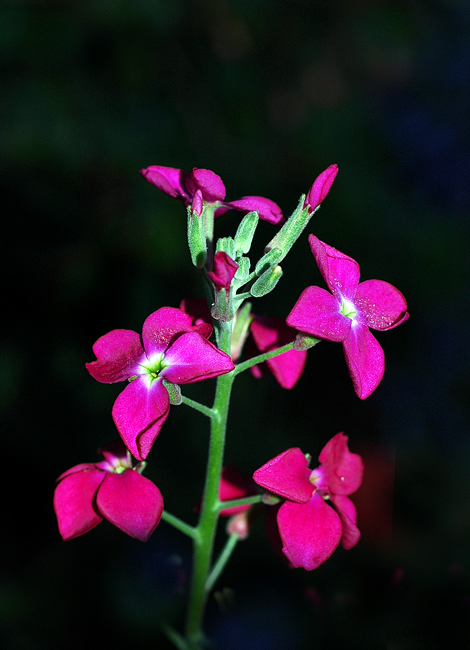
[250,265,283,298]
[187,190,207,268]
[234,210,259,255]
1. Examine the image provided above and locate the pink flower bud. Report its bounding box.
[304,164,338,212]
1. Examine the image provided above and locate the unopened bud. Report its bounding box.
[234,210,259,255]
[250,265,283,298]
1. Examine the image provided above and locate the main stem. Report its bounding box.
[184,320,234,649]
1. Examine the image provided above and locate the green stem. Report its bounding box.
[161,511,198,539]
[205,533,239,594]
[184,320,234,649]
[181,395,215,419]
[216,494,263,511]
[233,341,296,376]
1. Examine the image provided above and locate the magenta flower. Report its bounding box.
[86,307,234,460]
[54,441,163,542]
[253,433,364,570]
[207,251,239,291]
[139,165,283,224]
[304,164,339,212]
[248,315,307,389]
[286,235,409,398]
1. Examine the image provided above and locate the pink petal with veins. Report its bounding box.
[86,330,144,383]
[355,280,409,331]
[189,168,226,202]
[253,448,313,503]
[317,433,364,495]
[96,470,163,542]
[139,165,191,200]
[54,469,105,541]
[331,494,361,550]
[224,196,283,224]
[250,316,307,389]
[343,323,385,399]
[277,494,342,570]
[287,286,351,342]
[142,307,197,356]
[161,332,234,384]
[308,236,360,301]
[112,377,170,460]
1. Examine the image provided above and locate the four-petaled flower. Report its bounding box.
[287,235,408,398]
[54,441,163,542]
[248,315,307,389]
[253,433,364,570]
[86,307,234,460]
[139,165,283,224]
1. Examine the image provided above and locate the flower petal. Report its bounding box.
[331,495,361,550]
[207,252,239,291]
[179,299,212,333]
[54,469,105,541]
[96,470,164,542]
[141,307,198,356]
[189,168,226,202]
[355,280,409,331]
[304,164,338,212]
[139,165,191,201]
[342,323,385,399]
[277,493,342,570]
[317,433,364,495]
[223,196,283,224]
[253,448,313,503]
[287,286,351,342]
[112,377,170,460]
[250,316,307,389]
[161,332,234,384]
[308,236,360,301]
[86,330,144,383]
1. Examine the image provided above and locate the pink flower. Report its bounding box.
[248,316,307,389]
[287,236,409,398]
[86,307,234,460]
[304,164,339,212]
[207,252,239,291]
[54,441,163,542]
[139,165,283,224]
[253,433,364,570]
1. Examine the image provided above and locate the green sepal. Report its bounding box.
[234,210,259,255]
[162,379,182,405]
[135,461,147,475]
[250,264,283,297]
[233,256,251,286]
[294,332,321,351]
[187,204,207,269]
[231,301,253,362]
[254,247,282,276]
[216,236,236,260]
[263,194,319,264]
[211,287,235,322]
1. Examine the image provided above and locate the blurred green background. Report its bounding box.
[2,0,469,648]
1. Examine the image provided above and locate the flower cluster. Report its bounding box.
[54,157,406,616]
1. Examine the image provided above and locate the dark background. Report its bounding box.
[2,1,469,648]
